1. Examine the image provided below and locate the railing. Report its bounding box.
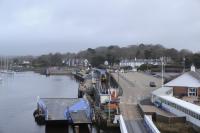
[119,115,128,133]
[144,115,160,133]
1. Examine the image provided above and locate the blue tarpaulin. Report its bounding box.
[37,99,48,119]
[64,99,91,122]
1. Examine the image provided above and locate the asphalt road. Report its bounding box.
[112,72,162,133]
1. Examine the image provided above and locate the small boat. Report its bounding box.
[1,70,14,75]
[0,57,14,75]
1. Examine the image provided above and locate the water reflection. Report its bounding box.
[0,72,78,133]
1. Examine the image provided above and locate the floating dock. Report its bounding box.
[34,98,92,125]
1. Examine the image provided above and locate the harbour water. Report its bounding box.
[0,72,78,133]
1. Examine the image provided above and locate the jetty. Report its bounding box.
[33,98,92,132]
[75,68,121,131]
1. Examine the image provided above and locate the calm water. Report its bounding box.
[0,72,78,133]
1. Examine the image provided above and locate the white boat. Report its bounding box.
[1,70,14,74]
[0,57,14,75]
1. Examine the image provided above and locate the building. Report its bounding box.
[63,58,89,67]
[119,58,161,69]
[165,65,200,98]
[151,65,200,129]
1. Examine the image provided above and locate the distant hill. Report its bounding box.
[11,44,200,68]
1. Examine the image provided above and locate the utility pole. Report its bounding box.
[108,65,111,122]
[183,57,186,73]
[161,57,164,87]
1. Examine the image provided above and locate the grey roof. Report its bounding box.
[188,69,200,82]
[152,87,173,96]
[40,98,80,120]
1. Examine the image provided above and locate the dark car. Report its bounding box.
[149,81,156,87]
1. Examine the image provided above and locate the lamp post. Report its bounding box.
[161,57,165,87]
[108,65,111,122]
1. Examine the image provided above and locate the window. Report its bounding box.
[188,88,197,96]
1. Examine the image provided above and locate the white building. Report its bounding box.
[151,65,200,128]
[64,58,89,67]
[119,58,161,68]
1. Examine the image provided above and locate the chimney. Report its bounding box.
[191,65,196,72]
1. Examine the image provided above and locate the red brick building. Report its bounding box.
[165,65,200,98]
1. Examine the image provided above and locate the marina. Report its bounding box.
[0,0,199,132]
[0,63,199,133]
[0,64,199,133]
[0,72,79,133]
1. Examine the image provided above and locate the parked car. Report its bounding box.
[149,81,156,87]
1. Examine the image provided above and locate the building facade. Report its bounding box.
[151,65,200,128]
[119,58,161,69]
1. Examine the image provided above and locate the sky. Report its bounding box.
[0,0,200,55]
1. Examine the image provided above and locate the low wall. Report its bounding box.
[156,114,186,123]
[110,73,123,96]
[144,115,160,133]
[119,115,128,133]
[138,104,186,124]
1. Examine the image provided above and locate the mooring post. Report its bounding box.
[74,125,79,133]
[37,96,40,109]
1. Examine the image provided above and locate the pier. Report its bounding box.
[111,72,162,133]
[34,98,92,132]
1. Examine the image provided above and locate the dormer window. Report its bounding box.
[188,88,197,96]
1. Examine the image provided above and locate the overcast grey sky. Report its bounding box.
[0,0,200,55]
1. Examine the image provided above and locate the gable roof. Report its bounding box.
[152,87,173,96]
[165,70,200,88]
[188,70,200,81]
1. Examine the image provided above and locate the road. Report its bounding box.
[112,72,162,133]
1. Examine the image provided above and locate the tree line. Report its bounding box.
[76,44,199,68]
[12,44,200,68]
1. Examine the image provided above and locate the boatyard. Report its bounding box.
[66,68,163,133]
[1,65,199,133]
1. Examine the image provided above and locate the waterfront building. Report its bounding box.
[64,58,89,67]
[119,58,161,69]
[151,65,200,128]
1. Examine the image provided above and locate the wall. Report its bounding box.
[198,88,200,97]
[119,115,128,133]
[156,114,186,123]
[144,115,160,133]
[173,87,188,97]
[162,103,200,128]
